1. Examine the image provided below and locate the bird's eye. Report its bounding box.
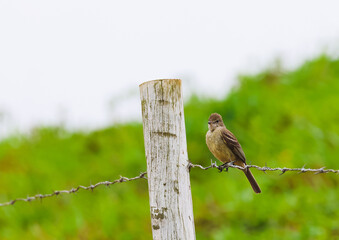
[216,120,219,123]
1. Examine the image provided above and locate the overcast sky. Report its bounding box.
[0,0,339,138]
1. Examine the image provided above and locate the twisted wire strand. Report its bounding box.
[0,172,147,207]
[189,160,339,175]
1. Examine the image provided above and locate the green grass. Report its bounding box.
[1,55,339,239]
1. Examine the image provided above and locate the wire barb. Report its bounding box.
[0,172,147,207]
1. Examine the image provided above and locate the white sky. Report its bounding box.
[0,0,339,138]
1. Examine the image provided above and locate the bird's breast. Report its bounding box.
[206,128,235,163]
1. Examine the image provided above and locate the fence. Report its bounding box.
[1,163,337,208]
[1,79,339,239]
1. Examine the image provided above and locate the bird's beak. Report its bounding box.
[208,121,212,124]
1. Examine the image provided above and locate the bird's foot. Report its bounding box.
[218,162,229,172]
[218,161,236,172]
[217,164,225,172]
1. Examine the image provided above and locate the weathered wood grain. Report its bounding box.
[140,79,196,240]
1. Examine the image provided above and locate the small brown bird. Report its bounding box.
[206,113,261,193]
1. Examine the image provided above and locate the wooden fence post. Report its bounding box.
[139,79,196,239]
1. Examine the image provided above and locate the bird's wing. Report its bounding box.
[221,128,246,163]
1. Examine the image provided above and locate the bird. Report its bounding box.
[205,113,261,193]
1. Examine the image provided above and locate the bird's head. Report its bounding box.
[208,113,224,131]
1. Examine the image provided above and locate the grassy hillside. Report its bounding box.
[1,56,339,239]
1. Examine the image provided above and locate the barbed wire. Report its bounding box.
[1,161,339,207]
[0,172,147,207]
[188,160,339,175]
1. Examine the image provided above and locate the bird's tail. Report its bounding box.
[243,169,261,194]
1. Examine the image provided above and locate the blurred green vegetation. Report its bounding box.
[1,56,339,239]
